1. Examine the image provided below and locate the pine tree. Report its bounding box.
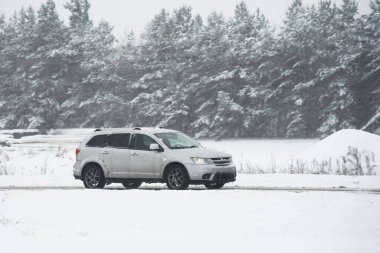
[29,0,67,129]
[359,0,380,132]
[317,0,359,136]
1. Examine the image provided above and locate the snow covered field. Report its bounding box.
[1,128,379,178]
[0,128,379,189]
[0,128,380,252]
[1,189,380,253]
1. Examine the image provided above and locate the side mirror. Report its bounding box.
[149,143,160,151]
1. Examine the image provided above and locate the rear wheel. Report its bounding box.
[204,182,224,189]
[165,165,189,190]
[83,165,106,189]
[122,181,142,189]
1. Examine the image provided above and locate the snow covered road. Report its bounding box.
[1,185,380,193]
[1,189,380,253]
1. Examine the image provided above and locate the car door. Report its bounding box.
[129,133,163,178]
[85,134,112,169]
[107,133,131,178]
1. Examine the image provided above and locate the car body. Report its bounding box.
[73,127,236,190]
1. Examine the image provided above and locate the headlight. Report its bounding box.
[191,157,212,165]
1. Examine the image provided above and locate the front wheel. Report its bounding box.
[83,165,106,189]
[166,165,189,190]
[122,181,142,189]
[204,182,224,189]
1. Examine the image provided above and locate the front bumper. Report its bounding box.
[185,163,237,183]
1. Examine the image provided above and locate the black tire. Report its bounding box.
[82,164,106,189]
[122,181,142,189]
[165,165,189,190]
[204,182,225,189]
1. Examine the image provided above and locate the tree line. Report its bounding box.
[0,0,379,138]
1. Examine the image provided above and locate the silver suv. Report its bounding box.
[73,128,236,190]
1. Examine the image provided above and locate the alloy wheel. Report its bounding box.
[84,167,101,188]
[167,166,189,190]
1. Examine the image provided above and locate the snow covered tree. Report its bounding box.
[316,0,359,136]
[28,0,68,129]
[0,0,378,138]
[358,0,380,132]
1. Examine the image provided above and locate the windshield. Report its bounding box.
[155,132,201,149]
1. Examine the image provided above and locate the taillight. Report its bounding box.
[75,148,81,156]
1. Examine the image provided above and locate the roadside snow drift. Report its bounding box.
[301,129,380,161]
[298,129,380,175]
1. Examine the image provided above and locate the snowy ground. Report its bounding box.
[1,128,380,252]
[1,189,380,253]
[0,128,379,189]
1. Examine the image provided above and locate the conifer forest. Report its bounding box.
[0,0,379,138]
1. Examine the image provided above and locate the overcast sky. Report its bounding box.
[0,0,372,40]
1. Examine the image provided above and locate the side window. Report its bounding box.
[86,135,108,147]
[109,134,130,148]
[131,134,158,151]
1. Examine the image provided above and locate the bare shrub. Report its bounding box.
[346,146,363,175]
[239,146,377,176]
[365,152,377,176]
[269,154,277,173]
[0,150,10,176]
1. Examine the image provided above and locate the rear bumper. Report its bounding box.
[73,161,82,180]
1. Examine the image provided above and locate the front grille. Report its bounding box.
[213,172,236,181]
[211,157,231,166]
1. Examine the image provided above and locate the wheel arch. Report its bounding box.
[162,162,189,179]
[81,162,105,179]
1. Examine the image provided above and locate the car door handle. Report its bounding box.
[131,153,138,156]
[102,151,109,154]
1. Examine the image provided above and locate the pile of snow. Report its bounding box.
[301,129,380,160]
[299,129,380,174]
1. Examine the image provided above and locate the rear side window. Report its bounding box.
[86,135,108,147]
[131,134,158,151]
[109,134,130,148]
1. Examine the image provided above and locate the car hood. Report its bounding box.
[166,147,231,158]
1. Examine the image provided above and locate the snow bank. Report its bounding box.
[299,129,380,174]
[301,129,380,160]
